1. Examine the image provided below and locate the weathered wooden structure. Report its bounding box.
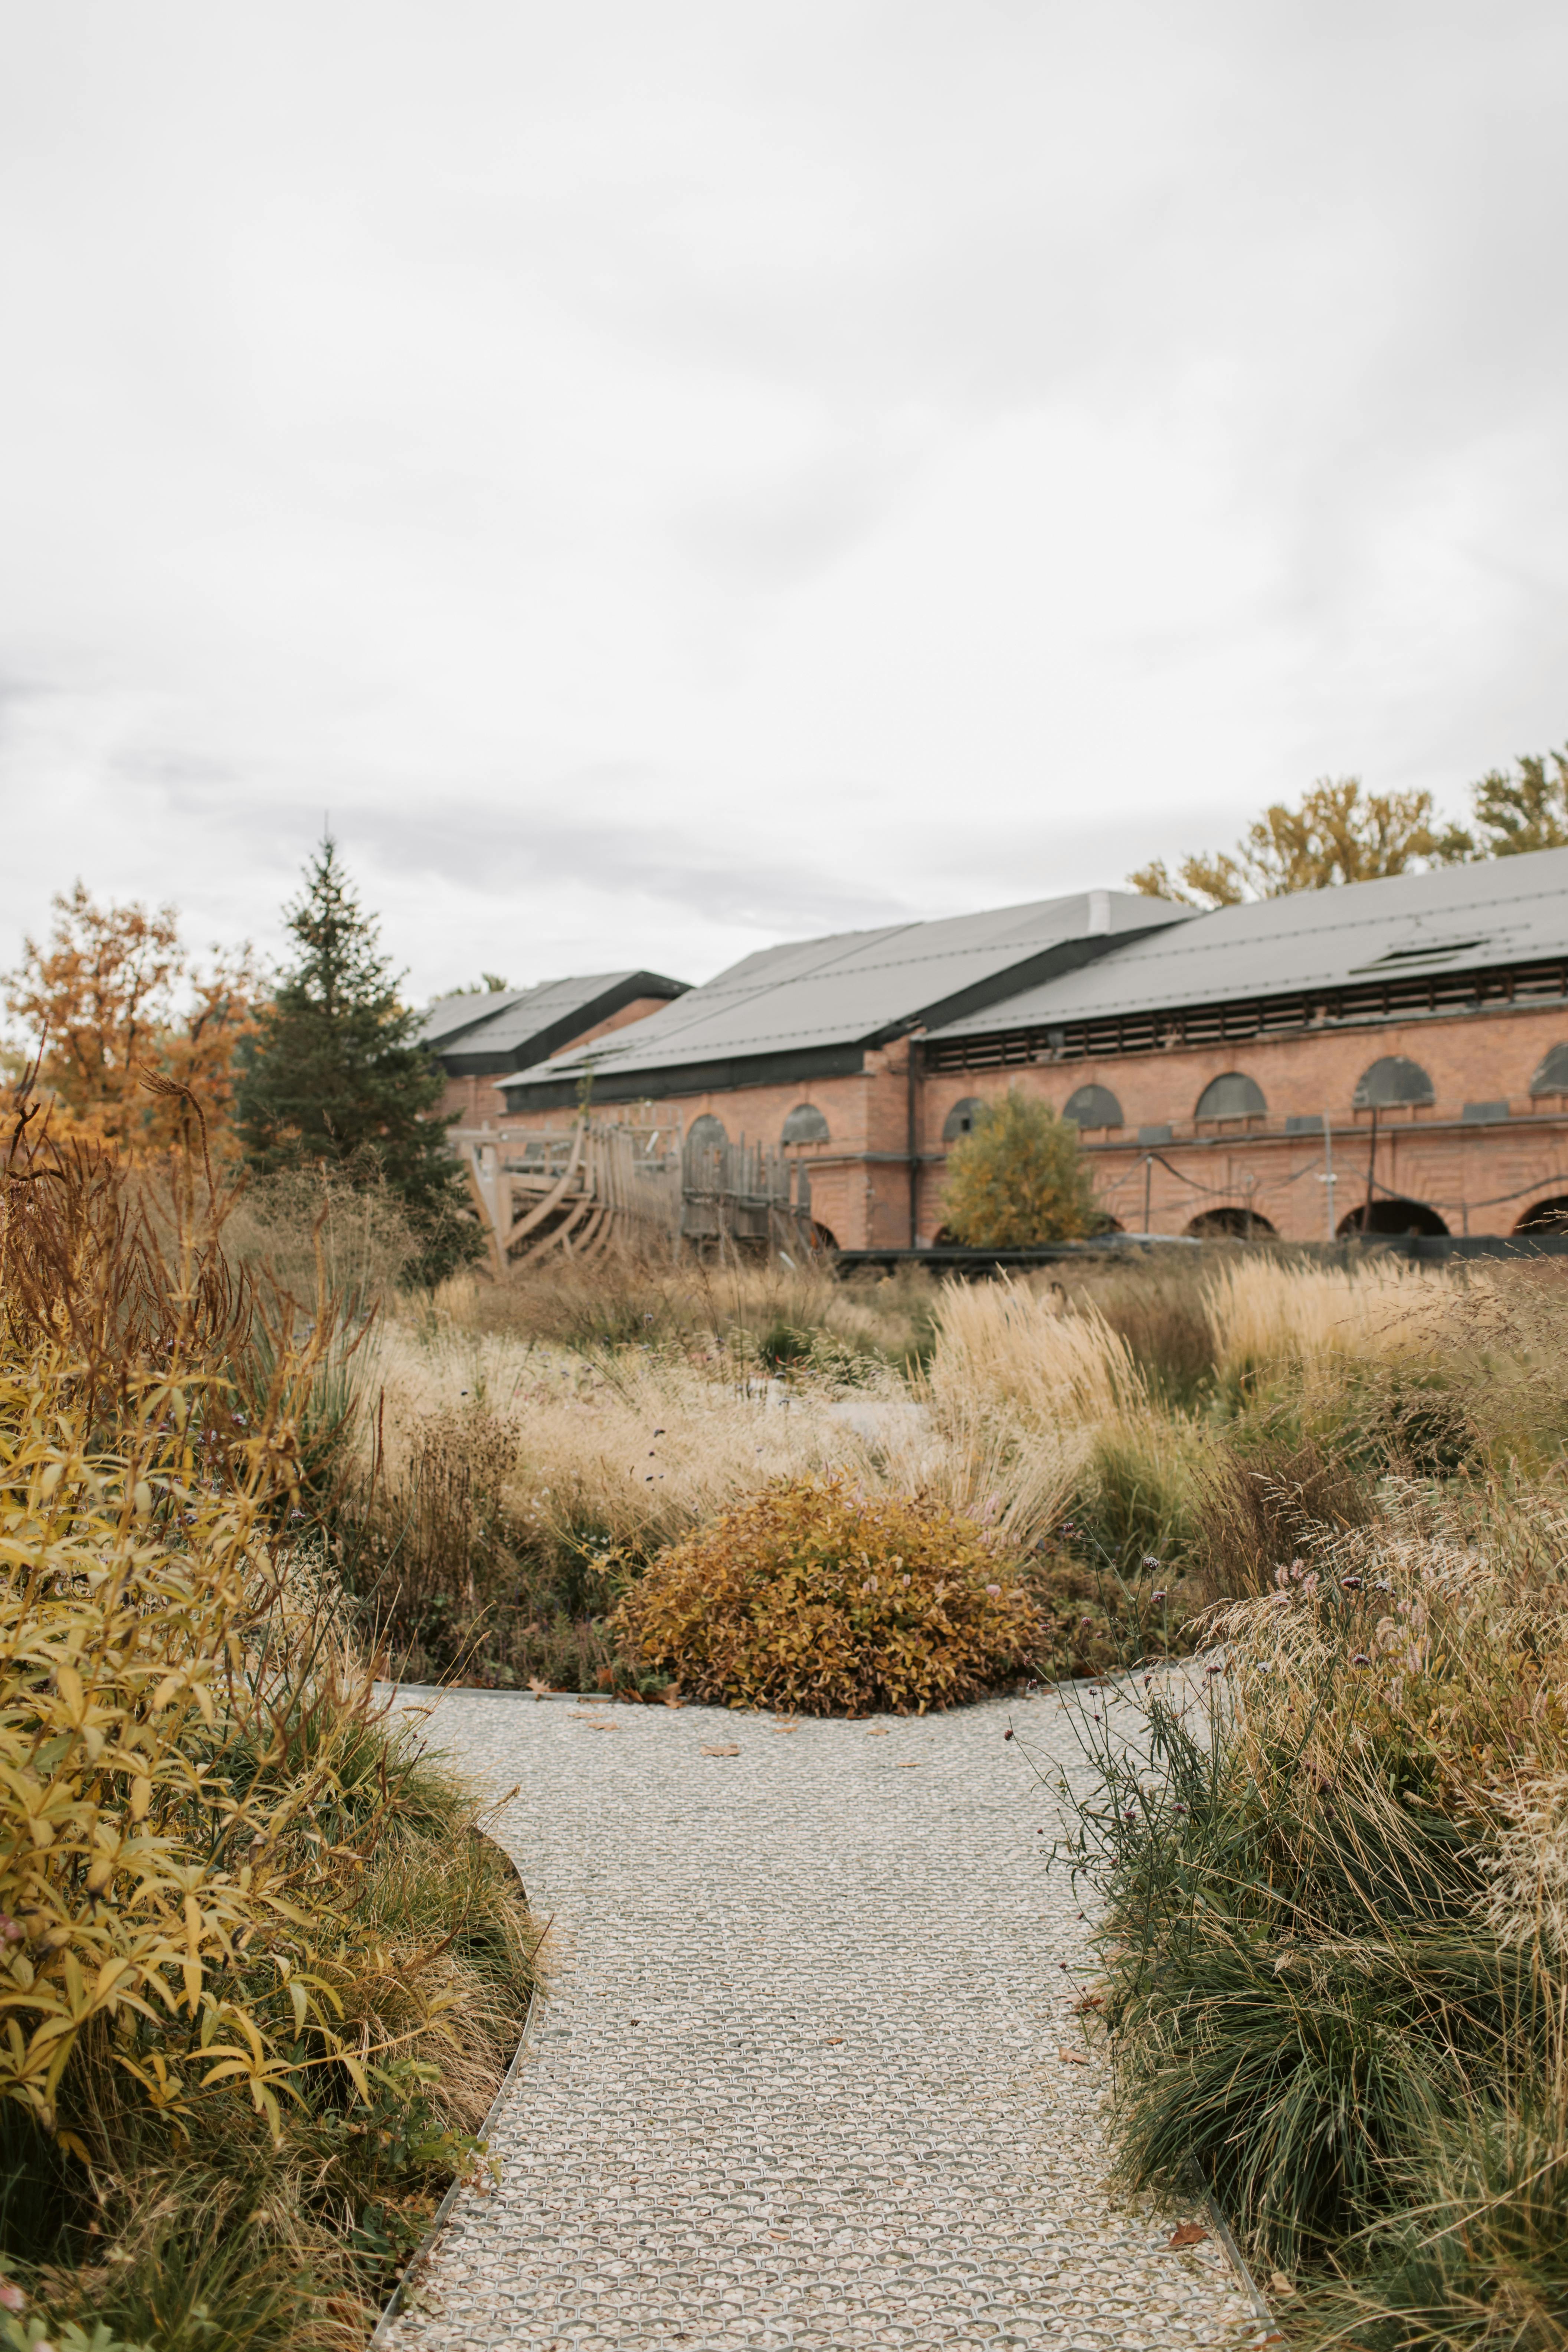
[453,1119,822,1275]
[680,1131,820,1257]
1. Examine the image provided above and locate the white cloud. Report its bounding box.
[1,0,1566,1003]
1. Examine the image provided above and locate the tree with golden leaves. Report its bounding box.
[940,1088,1100,1248]
[3,883,258,1153]
[1128,777,1475,908]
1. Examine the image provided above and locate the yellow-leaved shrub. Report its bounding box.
[613,1474,1041,1714]
[0,1099,467,2147]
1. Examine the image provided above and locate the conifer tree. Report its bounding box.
[235,838,480,1281]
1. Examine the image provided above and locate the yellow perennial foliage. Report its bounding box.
[0,1098,402,2145]
[614,1474,1042,1714]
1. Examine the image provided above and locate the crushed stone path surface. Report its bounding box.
[381,1685,1263,2352]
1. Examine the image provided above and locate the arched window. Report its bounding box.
[684,1114,728,1175]
[1063,1084,1123,1130]
[1337,1197,1449,1237]
[1185,1206,1278,1238]
[942,1096,986,1142]
[1531,1044,1568,1097]
[1353,1057,1434,1110]
[781,1103,830,1144]
[1194,1072,1266,1123]
[1516,1195,1568,1233]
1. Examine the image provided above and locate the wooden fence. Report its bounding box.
[452,1120,822,1275]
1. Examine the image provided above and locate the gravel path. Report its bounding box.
[381,1685,1263,2352]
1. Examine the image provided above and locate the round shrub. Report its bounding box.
[612,1475,1041,1714]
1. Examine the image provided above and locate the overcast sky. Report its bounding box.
[3,1,1567,1005]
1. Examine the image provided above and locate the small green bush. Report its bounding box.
[940,1088,1099,1248]
[613,1475,1040,1714]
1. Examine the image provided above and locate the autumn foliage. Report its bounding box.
[614,1474,1041,1714]
[940,1087,1100,1248]
[3,884,256,1155]
[0,1101,535,2342]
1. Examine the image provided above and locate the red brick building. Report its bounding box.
[477,851,1568,1249]
[420,970,688,1129]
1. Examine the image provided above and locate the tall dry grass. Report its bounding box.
[1060,1377,1568,2339]
[929,1274,1149,1424]
[340,1299,1095,1686]
[1204,1254,1466,1386]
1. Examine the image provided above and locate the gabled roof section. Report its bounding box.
[419,970,689,1077]
[498,891,1194,1107]
[923,849,1568,1041]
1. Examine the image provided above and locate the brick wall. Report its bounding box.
[454,996,1568,1254]
[918,1000,1568,1239]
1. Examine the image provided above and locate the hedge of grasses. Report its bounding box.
[1054,1264,1568,2345]
[0,1102,536,2351]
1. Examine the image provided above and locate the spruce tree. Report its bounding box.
[235,838,481,1281]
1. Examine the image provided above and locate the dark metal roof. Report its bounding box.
[498,891,1192,1107]
[924,850,1568,1042]
[419,970,689,1077]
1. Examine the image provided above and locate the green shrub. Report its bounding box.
[613,1475,1041,1713]
[940,1088,1099,1248]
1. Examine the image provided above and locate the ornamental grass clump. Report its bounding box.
[613,1474,1040,1714]
[1057,1468,1568,2330]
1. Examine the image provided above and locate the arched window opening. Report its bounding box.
[1336,1198,1449,1237]
[1185,1206,1277,1238]
[942,1096,987,1143]
[1530,1044,1568,1097]
[1353,1057,1435,1111]
[1063,1083,1124,1130]
[1194,1072,1267,1124]
[782,1103,830,1144]
[684,1114,728,1177]
[1516,1195,1568,1234]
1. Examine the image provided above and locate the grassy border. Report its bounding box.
[368,1834,536,2345]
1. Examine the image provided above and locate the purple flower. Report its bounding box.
[1352,1652,1372,1667]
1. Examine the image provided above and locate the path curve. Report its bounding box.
[382,1687,1260,2351]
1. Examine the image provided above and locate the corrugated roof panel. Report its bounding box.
[420,970,689,1071]
[420,987,535,1052]
[924,851,1568,1039]
[504,890,1190,1090]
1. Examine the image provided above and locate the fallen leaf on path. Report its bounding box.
[1057,2047,1090,2065]
[823,2037,844,2045]
[1168,2222,1209,2249]
[1268,2272,1296,2299]
[701,1743,740,1756]
[772,1725,796,1734]
[865,1727,888,1736]
[895,1761,921,1769]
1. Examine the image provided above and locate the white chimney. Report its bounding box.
[1087,889,1112,935]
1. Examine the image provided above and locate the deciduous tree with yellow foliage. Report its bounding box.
[1130,744,1568,908]
[3,884,257,1154]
